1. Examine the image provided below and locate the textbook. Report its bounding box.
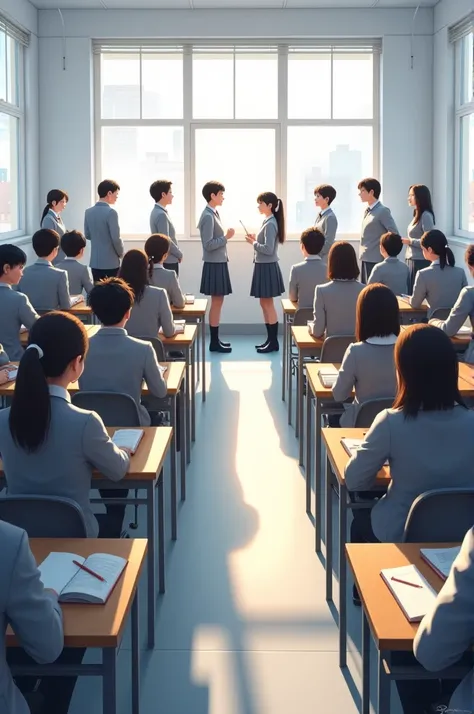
[159,319,185,336]
[70,295,84,307]
[39,551,127,604]
[185,295,195,305]
[318,368,339,388]
[420,546,461,581]
[341,438,389,465]
[6,367,18,381]
[112,428,144,454]
[380,565,437,622]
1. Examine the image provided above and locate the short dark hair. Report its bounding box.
[327,241,360,281]
[202,181,225,203]
[88,277,134,326]
[150,180,172,203]
[356,283,400,342]
[0,244,27,275]
[314,184,337,205]
[61,230,87,258]
[300,228,325,255]
[97,179,120,198]
[32,229,60,258]
[380,232,403,257]
[358,177,381,200]
[465,244,474,268]
[393,324,465,417]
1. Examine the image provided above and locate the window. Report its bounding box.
[95,42,380,237]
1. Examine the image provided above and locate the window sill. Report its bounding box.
[0,234,33,246]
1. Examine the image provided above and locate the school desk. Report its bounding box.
[172,298,208,403]
[280,298,297,403]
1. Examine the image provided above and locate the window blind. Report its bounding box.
[93,38,382,54]
[0,14,29,47]
[449,12,474,44]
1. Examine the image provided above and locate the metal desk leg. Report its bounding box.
[314,397,322,541]
[102,649,117,714]
[157,471,165,594]
[131,592,140,714]
[296,349,303,439]
[305,389,312,512]
[185,351,191,465]
[339,484,348,668]
[362,611,370,714]
[282,313,287,401]
[325,455,333,602]
[146,482,156,648]
[377,650,391,714]
[191,342,196,442]
[170,394,177,541]
[299,358,305,466]
[288,333,293,426]
[180,383,186,501]
[202,315,206,402]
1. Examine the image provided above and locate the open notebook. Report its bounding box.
[112,429,144,454]
[39,552,127,604]
[341,438,389,466]
[455,325,472,336]
[70,295,84,307]
[381,565,437,622]
[185,295,195,305]
[420,546,461,581]
[159,319,185,336]
[318,368,339,388]
[6,366,18,381]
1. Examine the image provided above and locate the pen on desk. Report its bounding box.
[73,560,106,583]
[391,576,423,589]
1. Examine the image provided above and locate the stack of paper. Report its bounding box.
[318,368,339,388]
[380,565,437,622]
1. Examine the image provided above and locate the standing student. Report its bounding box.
[401,184,435,291]
[358,177,398,283]
[198,181,235,353]
[41,189,68,265]
[18,229,72,312]
[246,191,285,354]
[410,230,467,317]
[288,228,328,308]
[0,245,38,361]
[145,234,186,309]
[149,180,182,275]
[367,232,410,295]
[84,179,123,283]
[56,230,94,295]
[314,184,338,262]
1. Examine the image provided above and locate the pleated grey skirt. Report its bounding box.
[200,262,232,296]
[250,262,285,298]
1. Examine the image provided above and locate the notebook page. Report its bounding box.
[62,554,127,601]
[456,325,471,335]
[381,565,437,622]
[318,369,339,388]
[341,438,389,466]
[185,295,195,304]
[420,546,461,580]
[112,429,143,453]
[39,552,84,595]
[7,367,18,381]
[70,295,84,306]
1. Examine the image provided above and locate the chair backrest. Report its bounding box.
[137,336,165,362]
[72,391,141,427]
[0,495,87,537]
[430,307,451,321]
[320,335,355,363]
[403,488,474,542]
[293,307,313,327]
[354,397,395,428]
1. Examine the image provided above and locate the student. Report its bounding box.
[81,277,167,425]
[145,233,186,309]
[332,284,399,426]
[311,242,364,338]
[410,230,467,318]
[288,228,328,308]
[314,184,338,262]
[56,230,94,296]
[367,232,410,295]
[41,189,68,264]
[0,343,10,385]
[149,180,182,275]
[198,181,235,353]
[84,179,123,282]
[118,248,176,339]
[358,178,398,283]
[0,311,131,538]
[246,191,286,354]
[0,245,38,361]
[401,184,435,291]
[18,229,72,312]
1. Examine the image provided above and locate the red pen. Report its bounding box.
[73,560,106,583]
[391,576,422,589]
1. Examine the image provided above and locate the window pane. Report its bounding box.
[235,54,278,119]
[0,113,19,233]
[288,53,331,119]
[459,113,474,233]
[194,128,275,232]
[142,53,183,119]
[287,126,373,234]
[193,54,233,119]
[101,53,140,119]
[333,53,373,119]
[0,31,6,102]
[460,34,473,105]
[101,126,184,234]
[6,35,19,105]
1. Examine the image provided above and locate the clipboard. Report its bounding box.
[239,220,250,236]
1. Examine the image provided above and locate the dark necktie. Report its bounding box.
[364,207,371,218]
[215,210,220,220]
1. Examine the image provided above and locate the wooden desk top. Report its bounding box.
[172,298,208,317]
[290,326,324,350]
[345,542,457,651]
[159,324,198,346]
[7,538,147,648]
[20,324,98,346]
[396,296,428,313]
[458,362,474,395]
[281,298,297,315]
[322,427,390,487]
[67,302,92,317]
[400,323,471,346]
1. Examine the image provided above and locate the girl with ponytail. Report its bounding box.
[41,189,69,264]
[145,233,186,309]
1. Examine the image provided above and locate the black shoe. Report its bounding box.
[257,340,279,354]
[256,323,270,349]
[219,339,231,348]
[209,341,232,353]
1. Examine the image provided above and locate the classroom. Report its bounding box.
[0,0,473,712]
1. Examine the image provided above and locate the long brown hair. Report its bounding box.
[257,191,285,243]
[144,234,170,280]
[410,184,435,226]
[118,249,149,304]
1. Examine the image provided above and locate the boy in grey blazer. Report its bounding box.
[0,244,38,360]
[367,232,409,295]
[18,229,72,312]
[149,179,182,274]
[288,228,328,308]
[56,230,94,295]
[314,184,338,262]
[145,233,186,308]
[358,178,398,283]
[84,179,123,282]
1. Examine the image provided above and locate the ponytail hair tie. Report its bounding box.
[27,343,44,359]
[275,199,281,214]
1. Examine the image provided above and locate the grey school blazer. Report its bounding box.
[315,207,338,261]
[288,257,327,308]
[367,257,409,295]
[0,344,8,366]
[79,327,167,426]
[431,286,474,364]
[311,280,364,338]
[55,258,94,295]
[253,215,279,264]
[125,285,175,340]
[150,204,182,265]
[414,526,474,714]
[149,264,185,308]
[406,211,435,262]
[359,202,399,264]
[344,406,474,542]
[84,202,124,270]
[0,284,38,361]
[0,521,64,714]
[42,210,66,265]
[18,259,71,312]
[198,206,228,263]
[410,262,468,317]
[0,386,130,537]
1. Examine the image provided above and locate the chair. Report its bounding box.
[320,335,355,363]
[0,494,87,537]
[71,391,141,427]
[354,397,395,428]
[430,307,451,321]
[137,336,165,362]
[403,488,474,542]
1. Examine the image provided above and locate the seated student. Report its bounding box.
[0,343,10,385]
[367,232,409,295]
[56,230,94,295]
[18,229,72,312]
[311,241,364,338]
[81,277,167,425]
[288,228,327,308]
[410,230,467,318]
[144,233,186,309]
[0,311,130,538]
[119,249,176,339]
[332,284,399,426]
[314,184,338,262]
[0,244,38,361]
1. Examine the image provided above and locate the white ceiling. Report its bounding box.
[30,0,440,10]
